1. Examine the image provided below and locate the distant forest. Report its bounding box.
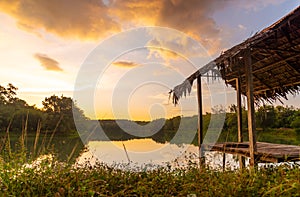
[0,83,87,134]
[1,83,300,145]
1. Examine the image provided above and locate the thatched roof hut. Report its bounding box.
[171,6,300,168]
[172,6,300,104]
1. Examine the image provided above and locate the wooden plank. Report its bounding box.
[203,142,300,163]
[245,48,257,167]
[197,76,205,169]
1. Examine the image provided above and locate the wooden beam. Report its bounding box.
[236,77,245,168]
[253,80,300,93]
[245,48,257,167]
[222,52,300,79]
[252,73,272,90]
[253,46,300,56]
[197,76,205,170]
[253,53,300,74]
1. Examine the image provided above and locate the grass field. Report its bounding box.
[0,150,299,196]
[0,128,300,196]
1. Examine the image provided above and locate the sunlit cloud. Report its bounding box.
[0,0,289,53]
[112,61,139,68]
[0,0,120,40]
[34,53,62,71]
[0,0,233,54]
[0,0,296,120]
[112,0,231,55]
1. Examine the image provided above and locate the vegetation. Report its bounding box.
[1,83,299,146]
[96,105,300,145]
[0,83,300,196]
[0,84,87,135]
[0,84,85,162]
[0,145,299,196]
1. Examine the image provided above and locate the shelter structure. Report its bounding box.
[171,6,300,168]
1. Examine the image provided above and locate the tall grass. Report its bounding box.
[0,155,299,196]
[0,119,299,196]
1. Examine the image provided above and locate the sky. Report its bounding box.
[0,0,299,121]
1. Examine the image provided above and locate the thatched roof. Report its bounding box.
[171,6,300,105]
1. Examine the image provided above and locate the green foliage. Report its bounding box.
[291,111,300,129]
[42,95,87,133]
[256,105,276,129]
[274,106,296,128]
[94,105,300,145]
[254,105,300,129]
[0,151,299,196]
[0,84,299,196]
[0,83,18,105]
[0,84,88,136]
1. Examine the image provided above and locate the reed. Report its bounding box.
[0,118,299,196]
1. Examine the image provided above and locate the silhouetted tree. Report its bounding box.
[42,95,87,133]
[0,83,18,105]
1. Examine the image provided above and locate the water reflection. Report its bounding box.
[77,138,249,170]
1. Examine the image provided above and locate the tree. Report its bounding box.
[0,84,42,132]
[42,95,73,113]
[256,105,276,130]
[291,110,300,129]
[275,106,295,128]
[42,95,87,133]
[0,83,18,105]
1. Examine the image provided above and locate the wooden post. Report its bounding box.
[245,48,257,167]
[222,152,226,171]
[236,77,245,168]
[197,75,205,170]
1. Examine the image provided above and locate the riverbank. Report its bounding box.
[0,155,299,196]
[0,131,300,196]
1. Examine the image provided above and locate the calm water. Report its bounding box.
[76,138,248,170]
[10,134,296,170]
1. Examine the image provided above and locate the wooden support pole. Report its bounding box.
[197,76,205,170]
[222,152,226,171]
[245,48,257,167]
[236,77,243,143]
[236,77,245,169]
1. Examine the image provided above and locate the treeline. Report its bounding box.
[0,83,87,134]
[1,83,300,145]
[97,105,300,145]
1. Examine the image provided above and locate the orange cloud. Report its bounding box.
[0,0,263,54]
[34,53,63,71]
[112,61,139,68]
[109,0,160,26]
[0,0,120,40]
[110,0,230,55]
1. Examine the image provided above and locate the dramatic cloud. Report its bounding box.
[109,0,160,26]
[34,53,63,71]
[146,30,209,61]
[110,0,230,54]
[112,61,139,68]
[0,0,229,43]
[0,0,120,40]
[0,0,288,52]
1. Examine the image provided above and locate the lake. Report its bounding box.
[6,133,297,170]
[77,138,247,170]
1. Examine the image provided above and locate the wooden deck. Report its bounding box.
[203,142,300,163]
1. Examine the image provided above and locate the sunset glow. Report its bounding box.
[1,0,299,120]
